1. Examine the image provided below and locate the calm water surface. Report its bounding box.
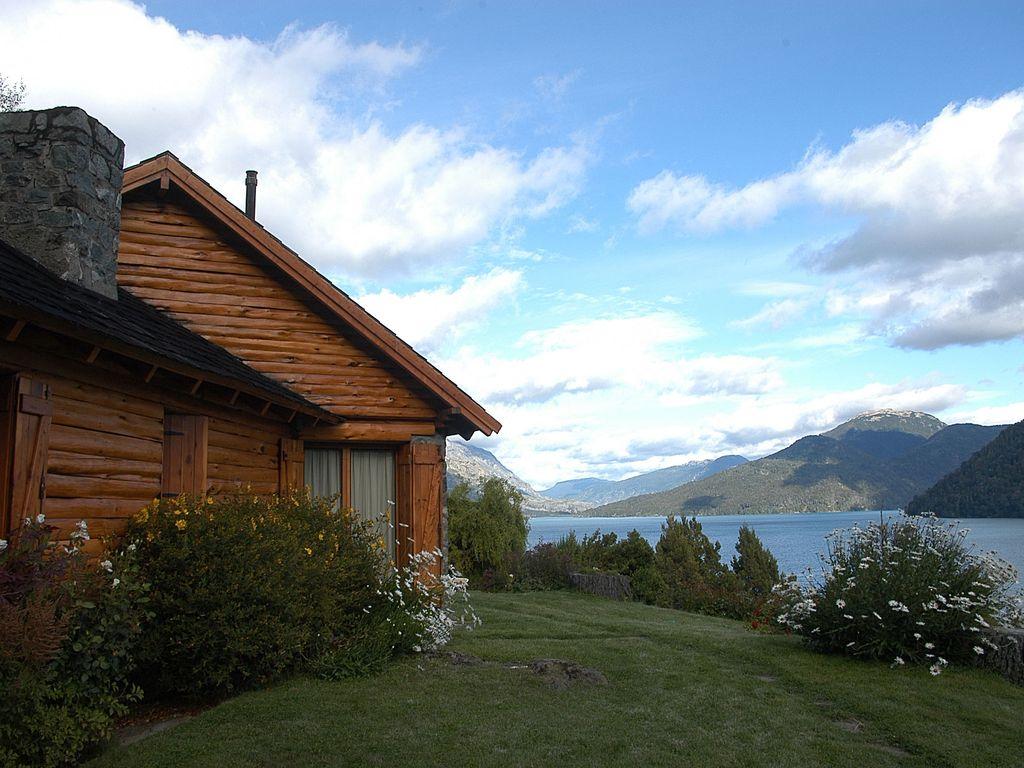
[527,511,1024,577]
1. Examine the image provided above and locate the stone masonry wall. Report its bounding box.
[980,627,1024,686]
[0,106,124,298]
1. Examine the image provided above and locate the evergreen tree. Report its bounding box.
[731,525,781,598]
[654,516,734,614]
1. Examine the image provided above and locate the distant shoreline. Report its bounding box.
[527,509,1022,521]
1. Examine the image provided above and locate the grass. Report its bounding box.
[90,591,1023,768]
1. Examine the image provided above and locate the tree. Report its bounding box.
[731,525,780,598]
[447,478,527,577]
[0,74,26,111]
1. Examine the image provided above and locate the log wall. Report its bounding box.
[0,324,289,546]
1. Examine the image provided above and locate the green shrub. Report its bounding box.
[518,543,574,590]
[448,479,527,577]
[128,493,476,694]
[0,517,148,768]
[731,525,780,598]
[554,530,619,571]
[555,530,666,604]
[127,492,386,696]
[778,515,1024,672]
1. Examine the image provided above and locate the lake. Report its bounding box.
[527,511,1024,578]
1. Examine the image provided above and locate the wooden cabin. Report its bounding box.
[0,106,499,562]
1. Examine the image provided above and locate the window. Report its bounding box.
[304,445,396,555]
[304,446,342,509]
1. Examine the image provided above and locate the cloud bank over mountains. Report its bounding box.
[630,90,1024,351]
[1,0,1020,487]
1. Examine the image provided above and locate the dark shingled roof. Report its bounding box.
[0,236,332,419]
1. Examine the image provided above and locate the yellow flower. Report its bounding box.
[318,532,324,541]
[304,547,313,556]
[175,519,187,531]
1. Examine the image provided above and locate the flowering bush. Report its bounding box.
[0,516,149,768]
[315,550,477,678]
[128,492,476,695]
[776,514,1023,674]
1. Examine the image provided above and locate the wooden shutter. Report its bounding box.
[395,444,413,565]
[162,414,208,497]
[278,438,304,493]
[395,441,444,569]
[412,441,444,567]
[1,375,52,533]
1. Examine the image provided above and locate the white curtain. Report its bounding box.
[304,447,342,511]
[351,449,396,556]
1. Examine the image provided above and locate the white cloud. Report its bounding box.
[737,281,815,298]
[357,268,524,353]
[534,69,582,101]
[629,89,1024,348]
[947,402,1024,426]
[566,213,599,233]
[731,298,811,330]
[0,0,591,277]
[437,311,788,408]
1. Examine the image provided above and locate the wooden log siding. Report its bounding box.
[207,417,282,496]
[0,338,294,542]
[46,378,163,531]
[118,198,440,430]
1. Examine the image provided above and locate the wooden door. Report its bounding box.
[1,375,53,533]
[162,413,209,497]
[0,375,13,536]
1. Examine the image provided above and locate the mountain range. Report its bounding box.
[445,441,746,516]
[589,410,1006,517]
[445,440,592,516]
[540,456,748,505]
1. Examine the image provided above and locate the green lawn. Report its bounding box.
[91,591,1023,768]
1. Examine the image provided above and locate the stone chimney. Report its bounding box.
[0,107,124,299]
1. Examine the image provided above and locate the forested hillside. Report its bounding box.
[907,420,1024,518]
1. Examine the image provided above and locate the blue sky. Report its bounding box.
[3,1,1023,487]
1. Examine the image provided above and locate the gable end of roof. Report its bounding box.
[122,152,500,437]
